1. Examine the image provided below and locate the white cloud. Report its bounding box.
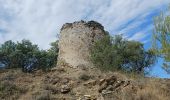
[128,24,153,44]
[129,32,148,41]
[0,0,169,49]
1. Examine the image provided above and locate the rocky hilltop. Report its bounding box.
[57,21,107,68]
[0,21,170,100]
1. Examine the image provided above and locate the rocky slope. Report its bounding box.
[0,67,170,100]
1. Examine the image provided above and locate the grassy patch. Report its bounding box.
[0,81,27,99]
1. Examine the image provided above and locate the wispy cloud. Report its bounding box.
[0,0,169,49]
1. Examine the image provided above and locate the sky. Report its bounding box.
[0,0,170,78]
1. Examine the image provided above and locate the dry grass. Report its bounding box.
[120,78,170,100]
[0,81,28,100]
[0,68,169,100]
[31,90,51,100]
[136,79,170,100]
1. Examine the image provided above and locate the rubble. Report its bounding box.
[60,85,71,94]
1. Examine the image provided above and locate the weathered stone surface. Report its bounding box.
[57,21,107,68]
[60,85,71,93]
[123,80,130,87]
[98,82,108,93]
[105,75,117,85]
[99,79,105,86]
[101,90,112,95]
[98,75,131,94]
[43,75,60,85]
[61,78,70,84]
[114,80,124,89]
[83,80,97,87]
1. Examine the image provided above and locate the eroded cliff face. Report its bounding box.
[57,21,107,68]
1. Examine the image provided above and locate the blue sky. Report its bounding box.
[0,0,170,78]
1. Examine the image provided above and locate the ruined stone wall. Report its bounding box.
[57,21,107,68]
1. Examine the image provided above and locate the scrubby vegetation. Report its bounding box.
[0,34,156,76]
[0,40,58,72]
[0,81,27,100]
[0,34,157,75]
[0,67,170,100]
[91,34,156,75]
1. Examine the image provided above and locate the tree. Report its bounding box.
[90,35,114,70]
[35,41,58,72]
[0,40,17,68]
[152,7,170,73]
[16,39,39,72]
[91,34,156,74]
[17,40,59,72]
[122,41,156,74]
[47,40,59,67]
[0,39,59,72]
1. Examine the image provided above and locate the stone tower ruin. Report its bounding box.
[57,21,107,68]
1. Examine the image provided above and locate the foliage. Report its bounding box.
[0,40,59,72]
[152,6,170,73]
[46,40,59,68]
[0,40,17,68]
[91,35,114,70]
[91,34,156,74]
[16,40,39,72]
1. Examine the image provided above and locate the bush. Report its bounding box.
[91,35,115,70]
[90,34,156,74]
[0,40,59,72]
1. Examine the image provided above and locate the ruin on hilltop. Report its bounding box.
[57,21,108,68]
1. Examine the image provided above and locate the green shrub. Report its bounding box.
[90,34,156,74]
[91,35,115,70]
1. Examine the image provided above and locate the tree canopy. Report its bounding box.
[0,40,59,72]
[91,34,156,74]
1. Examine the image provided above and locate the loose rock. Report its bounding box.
[61,85,71,93]
[99,79,105,86]
[84,80,97,87]
[98,82,108,93]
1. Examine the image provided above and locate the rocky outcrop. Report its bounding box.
[57,21,108,68]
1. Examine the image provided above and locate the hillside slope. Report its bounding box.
[0,67,170,100]
[0,21,170,100]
